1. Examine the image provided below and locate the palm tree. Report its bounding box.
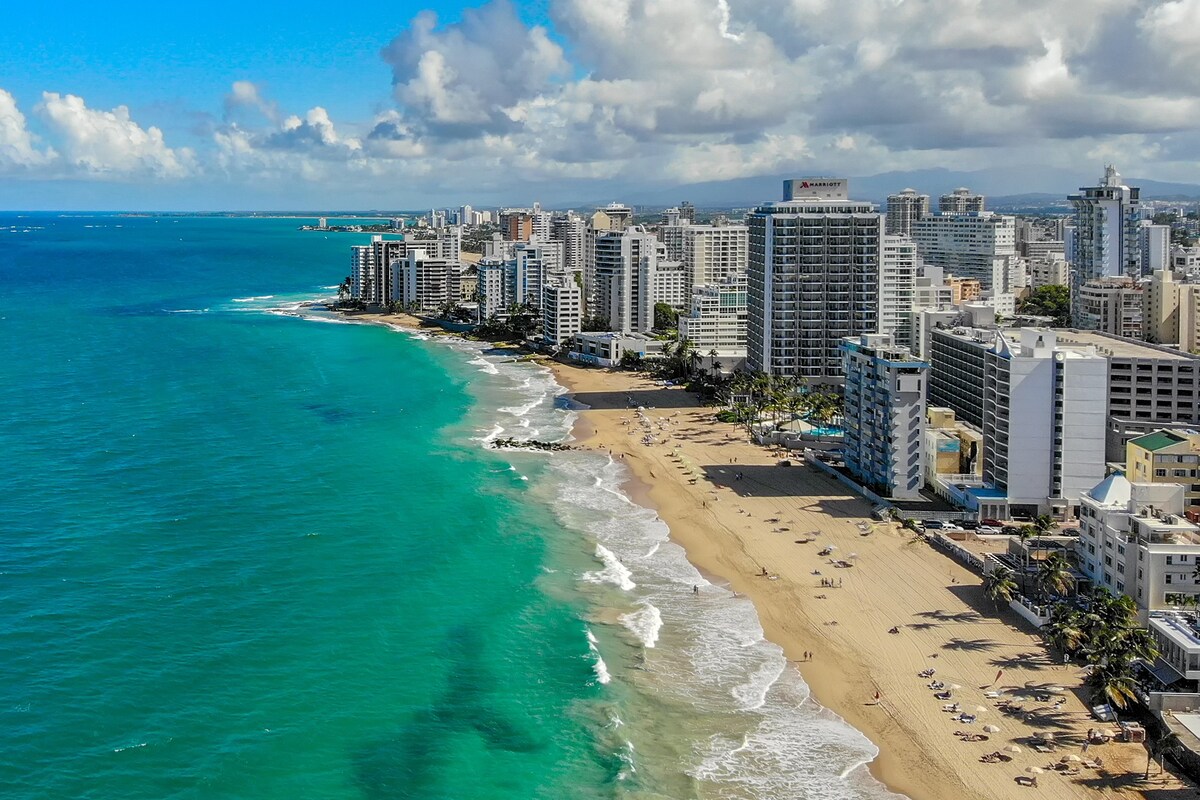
[1036,552,1073,601]
[1087,660,1139,710]
[984,566,1018,610]
[1147,730,1182,779]
[1043,603,1085,653]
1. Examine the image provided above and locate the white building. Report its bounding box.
[879,235,919,348]
[746,178,884,383]
[678,277,748,362]
[841,334,929,499]
[927,327,1108,517]
[569,331,664,367]
[1141,222,1172,273]
[542,279,583,347]
[1029,253,1070,289]
[1069,166,1142,314]
[1076,277,1145,339]
[551,212,586,278]
[939,187,985,213]
[885,188,929,236]
[658,220,688,262]
[592,227,660,334]
[476,258,509,320]
[397,249,459,311]
[1077,475,1200,623]
[982,329,1109,517]
[682,224,748,291]
[651,259,689,311]
[911,212,1018,290]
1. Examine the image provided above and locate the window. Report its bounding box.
[1088,544,1096,555]
[1156,469,1168,477]
[1175,469,1189,477]
[1105,555,1113,567]
[1168,555,1175,565]
[1167,574,1173,584]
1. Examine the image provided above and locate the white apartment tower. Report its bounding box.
[885,188,930,236]
[879,235,919,349]
[678,277,748,359]
[682,224,749,291]
[911,212,1018,289]
[841,334,929,499]
[1069,166,1142,321]
[592,227,660,334]
[542,278,583,347]
[747,178,884,383]
[939,187,985,213]
[982,329,1108,517]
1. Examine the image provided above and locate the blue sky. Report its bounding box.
[2,0,1198,210]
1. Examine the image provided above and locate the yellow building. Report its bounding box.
[1126,429,1200,511]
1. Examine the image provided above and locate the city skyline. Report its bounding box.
[3,0,1200,210]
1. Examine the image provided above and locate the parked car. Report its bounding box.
[977,525,1002,535]
[959,520,980,530]
[923,520,947,530]
[981,518,1002,527]
[1001,525,1021,535]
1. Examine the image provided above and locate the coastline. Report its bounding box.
[542,359,1187,800]
[316,308,1186,798]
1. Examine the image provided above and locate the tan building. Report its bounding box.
[1145,270,1200,352]
[1076,277,1144,339]
[1126,429,1200,511]
[947,276,982,304]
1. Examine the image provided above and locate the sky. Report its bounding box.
[2,0,1198,210]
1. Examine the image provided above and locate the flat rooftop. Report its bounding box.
[1150,612,1200,652]
[1055,330,1199,361]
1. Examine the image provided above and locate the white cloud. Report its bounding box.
[224,80,279,122]
[0,89,55,170]
[37,92,194,178]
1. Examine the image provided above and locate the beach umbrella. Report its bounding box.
[1005,745,1022,753]
[1046,685,1065,694]
[949,684,963,690]
[1061,754,1081,763]
[1026,767,1044,775]
[983,724,1000,733]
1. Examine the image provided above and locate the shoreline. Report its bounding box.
[542,359,1187,800]
[318,308,1185,799]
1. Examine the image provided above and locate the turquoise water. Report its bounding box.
[0,215,901,799]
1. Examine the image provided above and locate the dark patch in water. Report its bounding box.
[350,624,545,798]
[302,403,354,423]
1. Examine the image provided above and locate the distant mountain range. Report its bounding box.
[606,166,1200,209]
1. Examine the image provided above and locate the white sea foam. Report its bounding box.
[232,295,275,302]
[583,544,635,591]
[619,602,662,648]
[586,629,611,685]
[164,308,208,314]
[468,356,500,375]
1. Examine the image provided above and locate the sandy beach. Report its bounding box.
[544,360,1191,800]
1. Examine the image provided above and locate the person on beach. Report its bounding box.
[693,584,699,595]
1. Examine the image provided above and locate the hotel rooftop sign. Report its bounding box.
[783,178,849,201]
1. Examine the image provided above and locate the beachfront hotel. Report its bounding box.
[745,178,886,383]
[841,333,929,499]
[925,327,1108,519]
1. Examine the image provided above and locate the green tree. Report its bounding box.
[984,566,1018,610]
[653,302,679,331]
[1043,604,1085,652]
[1147,730,1182,779]
[1018,284,1071,325]
[1036,551,1073,600]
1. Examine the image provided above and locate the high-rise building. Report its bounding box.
[1069,166,1142,318]
[885,188,929,236]
[551,212,586,278]
[1076,277,1145,339]
[841,334,929,499]
[746,179,883,383]
[927,327,1109,517]
[879,235,919,348]
[678,276,748,362]
[939,187,985,213]
[911,212,1017,289]
[542,278,583,347]
[1145,270,1200,351]
[397,249,459,311]
[592,227,660,334]
[681,224,749,292]
[679,201,696,224]
[1028,253,1070,289]
[1141,221,1171,273]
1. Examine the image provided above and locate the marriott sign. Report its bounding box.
[782,178,850,202]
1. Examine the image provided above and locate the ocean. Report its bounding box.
[0,214,901,799]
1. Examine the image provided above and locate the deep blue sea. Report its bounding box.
[0,214,899,800]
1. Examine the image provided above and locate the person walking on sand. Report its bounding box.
[693,584,699,595]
